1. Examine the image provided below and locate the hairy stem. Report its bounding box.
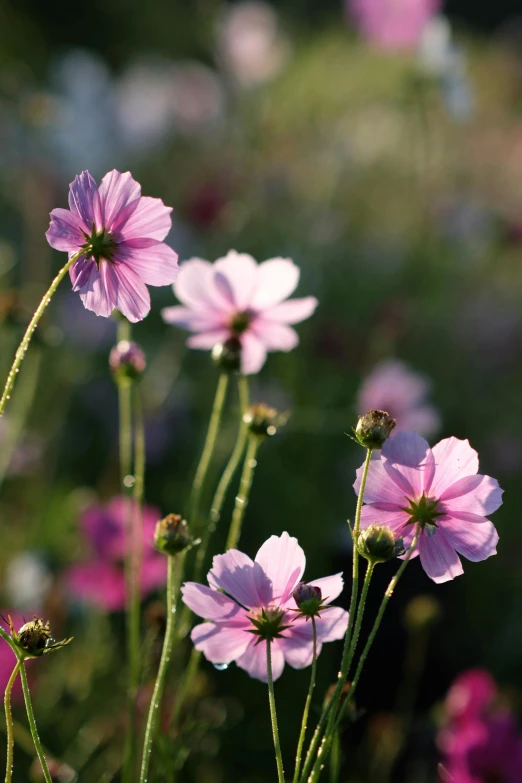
[293,618,317,783]
[19,663,52,783]
[225,436,259,551]
[4,659,22,783]
[267,641,285,783]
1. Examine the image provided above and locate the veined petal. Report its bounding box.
[161,305,226,332]
[264,296,319,324]
[213,250,258,309]
[76,260,115,318]
[279,634,323,669]
[181,583,245,622]
[236,638,285,682]
[46,208,86,252]
[240,331,267,374]
[250,319,299,351]
[119,242,179,286]
[440,516,499,563]
[187,329,231,349]
[418,530,463,583]
[354,452,407,507]
[249,258,300,310]
[308,572,344,603]
[70,255,97,291]
[441,474,503,517]
[174,258,232,312]
[253,532,306,605]
[118,195,172,242]
[429,438,479,497]
[191,621,251,664]
[208,550,261,610]
[110,261,151,322]
[68,171,102,231]
[98,170,141,230]
[359,504,411,533]
[382,431,433,498]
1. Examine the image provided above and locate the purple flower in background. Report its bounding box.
[46,170,179,322]
[354,432,503,583]
[65,497,167,611]
[349,0,440,50]
[162,251,318,374]
[357,359,440,438]
[181,532,348,681]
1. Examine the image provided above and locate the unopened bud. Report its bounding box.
[212,337,242,373]
[243,403,287,439]
[9,616,72,659]
[154,514,199,556]
[109,340,146,382]
[357,524,402,565]
[292,582,323,618]
[354,410,395,449]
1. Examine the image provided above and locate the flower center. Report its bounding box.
[247,607,291,643]
[230,311,251,335]
[403,493,441,529]
[83,228,115,264]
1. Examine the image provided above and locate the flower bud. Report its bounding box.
[357,524,402,565]
[109,340,146,382]
[354,410,396,449]
[9,616,72,659]
[243,403,287,439]
[211,337,242,373]
[154,514,199,556]
[292,582,323,619]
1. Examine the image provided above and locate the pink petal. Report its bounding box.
[314,606,349,641]
[279,633,322,669]
[118,196,172,242]
[110,261,151,322]
[68,171,102,231]
[98,170,141,230]
[181,583,245,622]
[76,260,115,318]
[264,296,319,324]
[191,621,251,664]
[66,563,126,611]
[119,242,179,286]
[174,258,231,312]
[308,572,344,603]
[249,258,300,310]
[213,251,258,309]
[359,504,411,534]
[240,331,267,374]
[161,305,226,333]
[279,607,348,669]
[440,516,498,563]
[208,550,261,610]
[140,557,168,595]
[250,319,299,351]
[253,532,306,605]
[441,474,503,517]
[70,255,97,291]
[236,638,285,682]
[46,208,87,252]
[418,530,464,583]
[429,438,479,498]
[382,431,433,498]
[354,452,408,508]
[187,329,231,349]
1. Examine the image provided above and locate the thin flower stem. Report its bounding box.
[293,618,317,783]
[0,249,83,417]
[308,530,420,782]
[19,662,52,783]
[4,659,22,783]
[140,555,178,783]
[117,319,133,485]
[329,731,340,783]
[299,447,373,783]
[267,640,285,783]
[225,436,259,551]
[188,372,229,528]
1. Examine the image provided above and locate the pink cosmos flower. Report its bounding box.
[348,0,440,51]
[357,359,440,438]
[46,170,179,322]
[161,251,318,374]
[65,497,167,611]
[181,532,348,682]
[354,432,503,583]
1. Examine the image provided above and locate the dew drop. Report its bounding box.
[213,663,229,671]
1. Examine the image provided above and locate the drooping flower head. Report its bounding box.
[348,0,440,51]
[357,359,440,438]
[354,432,503,583]
[65,497,167,611]
[162,251,318,375]
[181,532,348,681]
[46,170,179,322]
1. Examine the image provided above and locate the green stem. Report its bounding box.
[188,373,229,528]
[225,436,259,551]
[4,659,22,783]
[19,662,52,783]
[329,731,340,783]
[267,641,285,783]
[117,319,133,486]
[308,530,420,782]
[140,555,178,783]
[299,447,373,783]
[293,618,317,783]
[0,249,83,417]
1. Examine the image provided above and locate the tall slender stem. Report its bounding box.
[188,373,229,528]
[299,447,373,783]
[19,663,52,783]
[0,249,83,417]
[225,436,259,551]
[140,555,178,783]
[4,659,22,783]
[293,618,317,783]
[267,640,285,783]
[308,531,420,782]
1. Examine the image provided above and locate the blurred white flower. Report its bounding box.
[5,551,52,612]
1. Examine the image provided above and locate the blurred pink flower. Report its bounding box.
[354,432,503,583]
[348,0,440,50]
[162,251,318,374]
[357,359,440,438]
[46,170,179,322]
[181,532,348,682]
[65,497,167,611]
